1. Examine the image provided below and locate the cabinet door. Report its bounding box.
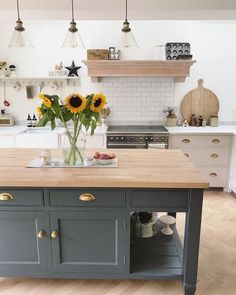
[0,211,48,274]
[50,211,126,274]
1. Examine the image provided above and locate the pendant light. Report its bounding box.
[62,0,85,48]
[119,0,138,48]
[8,0,32,47]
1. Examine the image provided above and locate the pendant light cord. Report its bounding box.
[71,0,75,21]
[17,0,21,20]
[125,0,128,21]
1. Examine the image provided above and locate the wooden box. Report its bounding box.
[87,49,109,60]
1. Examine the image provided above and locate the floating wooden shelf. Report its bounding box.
[82,60,196,82]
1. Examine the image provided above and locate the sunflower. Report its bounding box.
[65,94,86,113]
[43,97,52,108]
[38,93,48,100]
[36,107,43,118]
[90,93,106,112]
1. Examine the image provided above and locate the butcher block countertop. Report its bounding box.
[0,149,208,189]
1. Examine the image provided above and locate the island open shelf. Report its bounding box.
[130,223,183,279]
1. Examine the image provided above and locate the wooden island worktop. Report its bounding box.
[0,148,208,295]
[0,149,208,188]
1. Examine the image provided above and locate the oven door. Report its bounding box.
[107,143,147,149]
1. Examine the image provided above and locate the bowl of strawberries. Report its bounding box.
[93,152,116,165]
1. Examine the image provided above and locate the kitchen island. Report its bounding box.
[0,149,208,295]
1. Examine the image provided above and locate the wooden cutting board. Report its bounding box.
[180,79,219,124]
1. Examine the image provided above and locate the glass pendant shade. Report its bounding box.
[62,24,85,48]
[8,24,32,47]
[120,28,138,48]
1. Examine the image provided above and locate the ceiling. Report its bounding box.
[1,0,236,20]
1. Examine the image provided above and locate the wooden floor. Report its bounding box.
[0,190,235,295]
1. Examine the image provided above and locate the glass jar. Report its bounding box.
[210,116,218,127]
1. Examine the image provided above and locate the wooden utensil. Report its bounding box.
[180,79,219,124]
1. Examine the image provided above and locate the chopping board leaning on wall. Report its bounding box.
[180,79,219,124]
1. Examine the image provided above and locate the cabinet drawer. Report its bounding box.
[49,189,125,207]
[182,148,230,166]
[130,189,189,210]
[171,135,231,148]
[0,190,43,206]
[198,167,228,187]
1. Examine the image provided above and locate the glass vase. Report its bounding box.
[62,137,85,166]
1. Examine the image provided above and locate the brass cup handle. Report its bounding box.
[209,173,217,177]
[182,139,190,144]
[211,153,219,158]
[212,139,220,143]
[51,231,59,239]
[37,231,46,239]
[79,193,96,202]
[0,193,14,201]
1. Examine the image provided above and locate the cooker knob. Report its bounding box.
[110,137,113,140]
[150,137,153,141]
[121,137,124,141]
[116,137,119,140]
[139,137,143,140]
[145,137,148,140]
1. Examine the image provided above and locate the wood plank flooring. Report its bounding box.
[0,190,235,295]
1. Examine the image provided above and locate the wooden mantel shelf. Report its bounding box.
[82,60,196,82]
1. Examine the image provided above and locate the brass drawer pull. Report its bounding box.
[37,231,46,239]
[79,193,96,202]
[182,139,190,144]
[184,153,189,158]
[209,173,217,177]
[210,153,219,158]
[212,139,220,143]
[0,193,14,201]
[51,231,59,239]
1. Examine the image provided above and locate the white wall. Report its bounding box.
[0,19,236,124]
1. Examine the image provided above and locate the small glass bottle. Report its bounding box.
[32,114,38,127]
[202,118,207,127]
[191,114,196,126]
[26,114,32,127]
[199,115,203,126]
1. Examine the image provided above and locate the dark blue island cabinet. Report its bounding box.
[0,187,204,295]
[0,148,208,295]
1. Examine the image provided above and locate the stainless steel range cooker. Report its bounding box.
[106,125,169,149]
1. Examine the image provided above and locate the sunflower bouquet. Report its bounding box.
[37,93,106,165]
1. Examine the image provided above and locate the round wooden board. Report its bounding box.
[180,79,219,124]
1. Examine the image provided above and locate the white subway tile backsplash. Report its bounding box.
[100,77,174,124]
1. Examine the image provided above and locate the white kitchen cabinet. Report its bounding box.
[229,135,236,193]
[0,135,16,148]
[169,134,232,188]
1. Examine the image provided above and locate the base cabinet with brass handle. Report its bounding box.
[0,186,204,295]
[169,134,232,188]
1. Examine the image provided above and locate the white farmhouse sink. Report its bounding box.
[16,128,59,148]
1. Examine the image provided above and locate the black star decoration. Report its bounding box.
[65,60,81,77]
